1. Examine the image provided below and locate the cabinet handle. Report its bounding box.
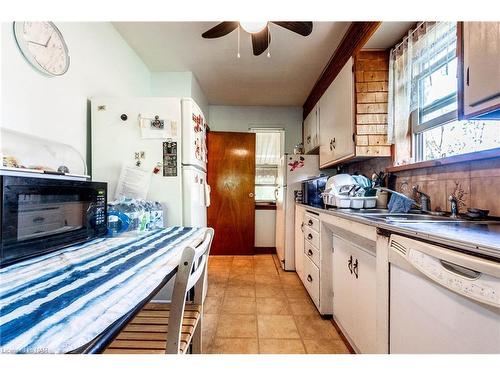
[348,255,353,274]
[307,274,313,282]
[308,219,313,226]
[466,67,470,86]
[308,249,313,256]
[300,222,305,233]
[32,216,45,223]
[329,138,336,151]
[307,135,311,144]
[353,258,359,279]
[307,233,313,240]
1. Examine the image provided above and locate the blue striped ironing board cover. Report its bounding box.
[0,226,207,354]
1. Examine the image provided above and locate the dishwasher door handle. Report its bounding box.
[440,259,481,280]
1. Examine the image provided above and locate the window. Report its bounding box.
[250,129,284,202]
[389,22,500,164]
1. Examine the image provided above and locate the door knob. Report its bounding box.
[249,192,254,198]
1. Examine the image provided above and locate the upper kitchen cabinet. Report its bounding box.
[317,53,391,169]
[319,58,355,168]
[460,22,500,119]
[303,103,319,154]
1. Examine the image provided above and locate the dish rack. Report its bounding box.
[322,174,377,209]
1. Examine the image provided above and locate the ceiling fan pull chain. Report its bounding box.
[267,23,271,58]
[237,25,241,59]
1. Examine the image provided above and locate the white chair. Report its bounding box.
[105,228,214,354]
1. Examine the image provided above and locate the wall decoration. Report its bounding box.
[162,141,178,177]
[13,22,70,76]
[288,156,305,171]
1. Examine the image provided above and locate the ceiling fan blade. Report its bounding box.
[251,27,270,56]
[202,22,239,38]
[271,21,313,36]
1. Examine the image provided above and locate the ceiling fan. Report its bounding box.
[201,22,313,56]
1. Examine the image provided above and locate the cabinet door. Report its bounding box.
[330,58,355,162]
[294,206,305,282]
[350,245,377,354]
[463,22,500,117]
[319,81,336,167]
[311,105,319,150]
[319,58,355,167]
[303,111,313,153]
[332,236,356,341]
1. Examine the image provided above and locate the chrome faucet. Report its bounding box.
[449,195,459,218]
[413,185,431,212]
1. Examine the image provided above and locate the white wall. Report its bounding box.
[1,22,151,161]
[208,105,303,154]
[151,71,209,119]
[255,210,276,248]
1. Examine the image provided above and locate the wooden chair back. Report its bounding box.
[166,228,214,353]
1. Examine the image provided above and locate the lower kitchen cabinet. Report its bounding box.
[332,233,377,353]
[303,254,320,307]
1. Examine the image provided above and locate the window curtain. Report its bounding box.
[255,131,281,165]
[388,22,456,166]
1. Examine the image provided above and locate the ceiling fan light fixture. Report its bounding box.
[240,21,268,34]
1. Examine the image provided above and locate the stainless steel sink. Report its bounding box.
[353,212,470,223]
[369,214,468,223]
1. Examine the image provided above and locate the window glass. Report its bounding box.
[422,120,500,160]
[251,130,283,202]
[407,22,500,162]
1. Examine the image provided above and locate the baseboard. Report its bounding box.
[254,247,276,254]
[330,317,356,354]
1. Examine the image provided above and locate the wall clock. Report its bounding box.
[13,21,70,76]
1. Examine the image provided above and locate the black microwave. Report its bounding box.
[301,175,328,208]
[0,174,108,267]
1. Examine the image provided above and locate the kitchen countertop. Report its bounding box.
[297,203,500,261]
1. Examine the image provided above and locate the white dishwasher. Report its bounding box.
[388,234,500,354]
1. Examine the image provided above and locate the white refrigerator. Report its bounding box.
[90,97,209,227]
[275,154,320,270]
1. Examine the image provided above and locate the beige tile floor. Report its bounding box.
[202,254,351,354]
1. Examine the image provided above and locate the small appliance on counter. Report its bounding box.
[0,129,108,268]
[301,175,329,208]
[0,172,108,268]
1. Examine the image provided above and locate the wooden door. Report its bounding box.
[207,131,256,255]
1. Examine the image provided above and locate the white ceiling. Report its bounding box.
[113,21,416,106]
[113,22,350,106]
[363,22,415,49]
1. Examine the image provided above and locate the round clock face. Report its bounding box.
[13,21,70,76]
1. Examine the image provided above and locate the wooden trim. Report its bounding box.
[464,102,500,119]
[320,152,356,169]
[255,202,277,210]
[330,317,356,354]
[303,22,382,119]
[254,247,276,254]
[385,147,500,173]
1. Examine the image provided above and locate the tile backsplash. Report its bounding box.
[394,157,500,216]
[346,156,500,216]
